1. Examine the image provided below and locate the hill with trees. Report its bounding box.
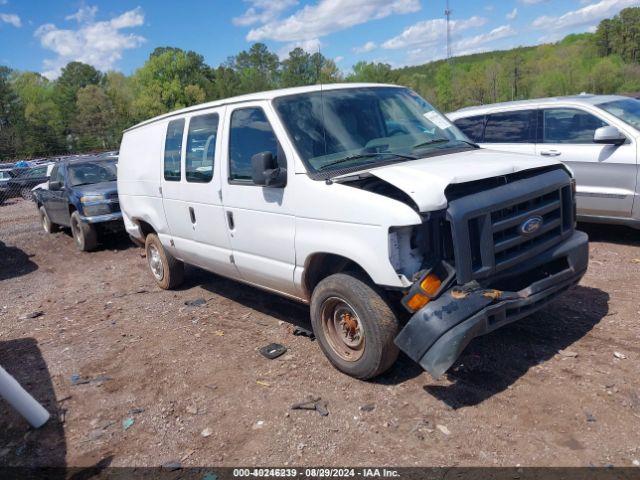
[0,7,638,160]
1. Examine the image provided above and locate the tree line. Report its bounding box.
[0,7,638,161]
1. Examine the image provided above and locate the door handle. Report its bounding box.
[188,206,196,224]
[226,211,235,230]
[540,150,561,157]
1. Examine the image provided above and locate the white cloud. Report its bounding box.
[381,16,486,50]
[0,0,8,5]
[335,55,344,63]
[532,0,637,31]
[277,38,322,59]
[35,6,145,79]
[507,8,518,20]
[0,13,21,27]
[454,25,517,55]
[65,5,98,23]
[353,41,377,53]
[246,0,420,42]
[519,0,548,4]
[233,0,298,27]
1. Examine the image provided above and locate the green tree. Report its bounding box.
[347,61,394,83]
[0,66,20,160]
[132,48,215,120]
[231,43,280,93]
[72,85,115,150]
[54,62,103,134]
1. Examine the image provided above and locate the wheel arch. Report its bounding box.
[302,252,373,300]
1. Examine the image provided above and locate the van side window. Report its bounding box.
[454,115,485,142]
[164,118,185,181]
[542,108,608,144]
[186,113,219,183]
[229,107,278,182]
[484,110,535,143]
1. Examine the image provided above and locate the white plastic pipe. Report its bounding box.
[0,365,50,428]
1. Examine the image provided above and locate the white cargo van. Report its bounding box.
[118,84,588,379]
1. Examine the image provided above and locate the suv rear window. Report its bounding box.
[484,110,535,143]
[454,115,485,142]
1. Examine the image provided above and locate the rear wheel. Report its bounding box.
[145,233,184,289]
[310,273,399,379]
[20,187,33,201]
[70,211,97,251]
[39,206,58,233]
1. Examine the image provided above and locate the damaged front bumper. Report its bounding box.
[394,230,589,378]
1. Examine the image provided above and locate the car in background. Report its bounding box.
[447,94,640,229]
[34,157,122,251]
[0,168,14,204]
[30,164,56,194]
[5,164,52,201]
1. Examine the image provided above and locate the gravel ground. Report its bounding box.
[1,197,639,468]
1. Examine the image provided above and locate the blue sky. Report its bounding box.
[0,0,637,79]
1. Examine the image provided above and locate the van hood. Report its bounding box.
[352,149,561,211]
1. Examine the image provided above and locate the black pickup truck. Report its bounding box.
[34,157,122,251]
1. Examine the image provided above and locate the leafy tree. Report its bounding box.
[132,48,215,120]
[54,62,103,135]
[231,43,280,93]
[0,66,19,160]
[347,61,394,83]
[72,85,115,150]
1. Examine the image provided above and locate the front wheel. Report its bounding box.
[70,211,97,251]
[310,273,399,379]
[21,187,33,201]
[144,233,184,290]
[39,206,58,233]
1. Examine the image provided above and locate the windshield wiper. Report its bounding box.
[412,138,450,149]
[318,152,417,171]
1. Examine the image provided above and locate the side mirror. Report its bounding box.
[593,126,626,145]
[251,151,286,188]
[49,180,62,190]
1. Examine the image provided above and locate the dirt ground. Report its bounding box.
[0,196,639,468]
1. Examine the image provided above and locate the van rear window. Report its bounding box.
[164,119,185,181]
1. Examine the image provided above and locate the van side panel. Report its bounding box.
[117,122,169,242]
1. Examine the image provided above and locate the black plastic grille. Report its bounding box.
[446,168,574,284]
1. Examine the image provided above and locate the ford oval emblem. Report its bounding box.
[520,216,543,235]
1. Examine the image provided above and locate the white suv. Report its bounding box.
[448,94,640,229]
[118,84,588,380]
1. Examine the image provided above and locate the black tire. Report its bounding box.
[144,233,184,289]
[39,206,58,233]
[310,272,399,379]
[20,187,33,201]
[70,211,97,251]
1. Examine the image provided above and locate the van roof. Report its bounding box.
[125,83,403,133]
[448,93,631,118]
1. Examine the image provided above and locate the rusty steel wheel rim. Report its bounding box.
[320,296,365,362]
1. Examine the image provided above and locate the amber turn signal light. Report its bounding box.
[405,273,442,311]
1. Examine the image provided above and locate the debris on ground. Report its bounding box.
[559,350,578,358]
[437,424,451,435]
[292,326,315,340]
[360,403,376,412]
[613,351,627,359]
[184,298,206,307]
[70,374,112,386]
[122,418,135,430]
[252,420,265,430]
[291,397,329,417]
[259,343,287,359]
[161,460,182,471]
[19,311,43,320]
[129,407,145,415]
[256,380,271,387]
[201,427,212,437]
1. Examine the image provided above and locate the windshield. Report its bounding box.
[598,98,640,130]
[68,160,117,186]
[273,87,472,174]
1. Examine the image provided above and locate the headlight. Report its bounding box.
[83,204,111,217]
[80,194,106,203]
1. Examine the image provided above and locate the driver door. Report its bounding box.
[42,164,69,225]
[535,107,637,219]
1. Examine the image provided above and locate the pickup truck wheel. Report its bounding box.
[145,233,184,289]
[70,211,97,251]
[310,273,399,379]
[39,206,58,233]
[20,187,33,201]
